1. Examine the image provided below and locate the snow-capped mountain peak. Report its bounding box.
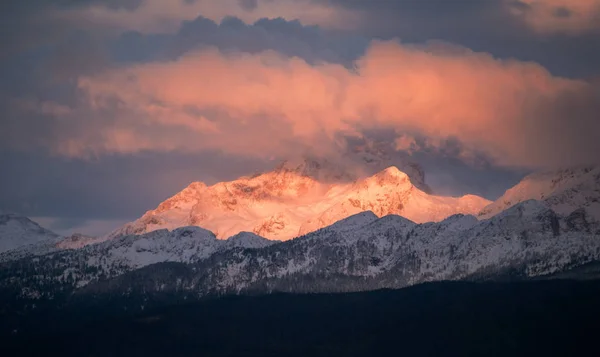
[479,166,600,221]
[105,164,491,244]
[324,211,379,234]
[226,231,275,249]
[372,166,412,185]
[0,213,60,253]
[297,167,491,236]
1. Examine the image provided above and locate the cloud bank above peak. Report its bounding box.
[12,40,597,170]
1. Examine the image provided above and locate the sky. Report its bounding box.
[1,0,599,236]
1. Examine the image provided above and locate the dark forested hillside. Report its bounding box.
[3,279,600,357]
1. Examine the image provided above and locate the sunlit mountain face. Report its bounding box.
[1,1,600,355]
[100,159,490,243]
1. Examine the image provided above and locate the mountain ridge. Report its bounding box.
[103,162,491,244]
[1,164,599,312]
[0,213,60,254]
[2,198,598,307]
[479,165,600,221]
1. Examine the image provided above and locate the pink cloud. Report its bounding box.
[64,40,599,168]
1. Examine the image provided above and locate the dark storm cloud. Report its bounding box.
[111,15,368,65]
[316,0,600,78]
[0,0,143,58]
[1,11,366,98]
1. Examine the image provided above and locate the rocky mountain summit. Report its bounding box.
[104,161,490,243]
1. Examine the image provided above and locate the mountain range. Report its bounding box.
[0,163,599,311]
[103,160,491,242]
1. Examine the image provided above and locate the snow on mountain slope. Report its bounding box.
[1,226,276,290]
[83,227,225,277]
[479,166,600,221]
[68,200,600,299]
[107,162,491,243]
[0,213,60,254]
[297,167,490,235]
[225,231,277,249]
[201,200,600,284]
[324,211,379,234]
[107,160,335,241]
[56,233,103,249]
[347,140,432,193]
[95,226,271,273]
[3,201,599,301]
[1,231,108,263]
